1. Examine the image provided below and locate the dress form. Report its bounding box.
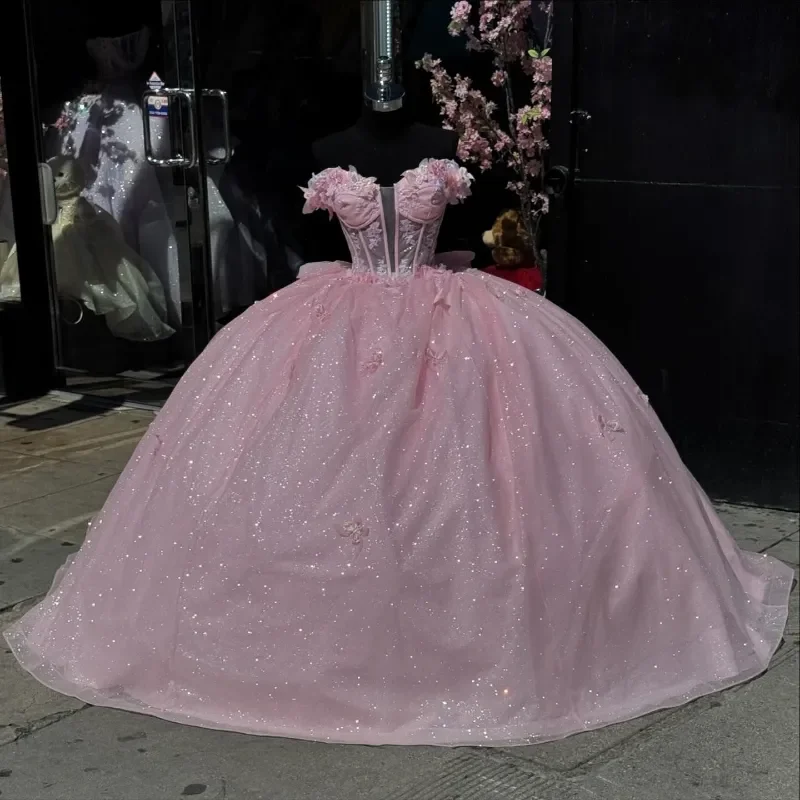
[312,104,457,184]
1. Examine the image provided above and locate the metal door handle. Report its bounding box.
[38,162,57,225]
[142,88,197,168]
[202,89,231,165]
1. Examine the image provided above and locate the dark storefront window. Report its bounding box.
[0,1,797,508]
[548,0,799,509]
[0,81,13,302]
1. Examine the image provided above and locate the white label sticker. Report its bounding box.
[147,71,165,92]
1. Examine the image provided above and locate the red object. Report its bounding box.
[483,264,544,293]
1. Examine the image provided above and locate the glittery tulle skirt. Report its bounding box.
[5,263,793,746]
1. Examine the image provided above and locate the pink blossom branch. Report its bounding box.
[418,0,554,265]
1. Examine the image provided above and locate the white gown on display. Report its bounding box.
[55,91,182,325]
[0,176,11,255]
[57,89,249,322]
[0,89,13,253]
[0,155,174,342]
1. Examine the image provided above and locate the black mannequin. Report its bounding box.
[312,103,457,184]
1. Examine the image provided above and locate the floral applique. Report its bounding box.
[362,349,384,374]
[338,518,370,554]
[364,220,391,275]
[53,110,71,132]
[364,220,383,250]
[340,225,370,272]
[399,218,418,250]
[301,167,378,217]
[598,414,626,441]
[420,219,442,262]
[405,159,474,204]
[312,302,329,322]
[425,346,447,371]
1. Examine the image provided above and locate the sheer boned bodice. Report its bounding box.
[302,159,473,277]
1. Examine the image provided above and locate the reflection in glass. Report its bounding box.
[0,81,12,277]
[51,26,183,329]
[1,154,174,341]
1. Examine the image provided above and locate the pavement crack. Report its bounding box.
[0,473,114,512]
[2,704,90,747]
[0,593,45,616]
[758,530,800,553]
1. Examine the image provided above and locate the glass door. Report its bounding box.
[0,3,215,405]
[158,1,277,336]
[144,2,216,355]
[3,0,370,404]
[181,1,357,330]
[173,2,314,335]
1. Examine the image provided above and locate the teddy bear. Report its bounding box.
[481,209,544,293]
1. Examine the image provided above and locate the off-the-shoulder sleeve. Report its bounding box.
[441,160,474,204]
[301,168,345,216]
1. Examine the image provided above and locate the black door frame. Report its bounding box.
[543,0,799,508]
[543,0,578,309]
[161,1,217,356]
[0,0,62,399]
[0,0,223,400]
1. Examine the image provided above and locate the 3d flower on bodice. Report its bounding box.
[302,159,473,277]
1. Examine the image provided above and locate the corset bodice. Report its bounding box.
[302,159,473,277]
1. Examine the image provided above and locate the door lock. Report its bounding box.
[544,165,570,197]
[38,162,57,225]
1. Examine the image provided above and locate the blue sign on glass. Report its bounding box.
[147,95,168,117]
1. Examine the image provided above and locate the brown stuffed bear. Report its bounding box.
[482,209,544,293]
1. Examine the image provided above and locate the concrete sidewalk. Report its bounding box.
[1,394,797,800]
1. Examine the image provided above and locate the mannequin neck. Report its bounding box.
[96,66,131,81]
[312,107,458,186]
[356,103,412,140]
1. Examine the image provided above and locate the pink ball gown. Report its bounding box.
[5,159,793,746]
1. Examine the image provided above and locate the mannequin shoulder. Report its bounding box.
[311,129,359,171]
[409,124,458,159]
